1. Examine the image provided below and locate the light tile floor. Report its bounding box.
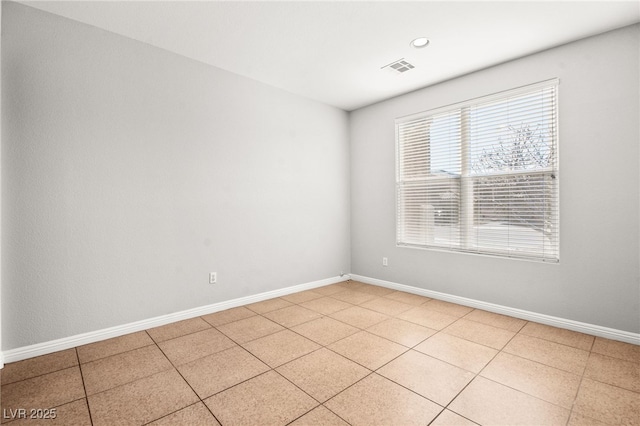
[1,280,639,425]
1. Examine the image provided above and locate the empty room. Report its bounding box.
[0,1,639,425]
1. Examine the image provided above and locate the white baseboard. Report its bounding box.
[351,274,640,346]
[4,272,637,364]
[2,274,350,364]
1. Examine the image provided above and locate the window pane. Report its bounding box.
[469,89,556,175]
[397,178,460,248]
[470,172,558,259]
[398,118,431,180]
[429,111,461,175]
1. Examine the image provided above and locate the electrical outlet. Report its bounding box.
[209,272,217,284]
[382,257,388,267]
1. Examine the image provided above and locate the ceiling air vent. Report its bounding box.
[382,58,415,74]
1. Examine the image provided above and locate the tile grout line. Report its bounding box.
[565,336,609,426]
[78,342,156,365]
[0,347,85,386]
[146,318,214,346]
[498,327,599,418]
[370,324,475,415]
[76,337,157,365]
[440,319,525,420]
[258,305,369,422]
[77,333,196,423]
[174,325,304,407]
[512,331,597,354]
[140,401,208,426]
[80,347,177,397]
[151,336,225,425]
[74,347,94,426]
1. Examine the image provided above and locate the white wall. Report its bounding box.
[350,24,640,333]
[1,2,350,350]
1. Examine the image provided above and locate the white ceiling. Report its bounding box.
[20,1,640,111]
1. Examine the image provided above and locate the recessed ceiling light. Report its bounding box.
[410,37,430,49]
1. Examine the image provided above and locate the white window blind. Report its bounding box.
[396,80,559,262]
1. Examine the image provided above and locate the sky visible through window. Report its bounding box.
[429,112,461,175]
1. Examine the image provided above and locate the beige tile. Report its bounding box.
[584,352,640,392]
[423,300,474,317]
[300,296,353,315]
[328,331,406,370]
[443,318,515,350]
[449,376,569,426]
[177,346,269,399]
[567,411,609,426]
[242,330,321,368]
[201,306,256,327]
[384,291,431,306]
[414,333,497,373]
[355,285,395,297]
[245,297,294,314]
[325,373,441,426]
[290,317,359,346]
[573,378,640,426]
[480,352,581,409]
[289,406,349,426]
[504,334,590,375]
[592,337,640,363]
[8,399,91,426]
[1,367,85,413]
[1,349,78,385]
[81,345,172,395]
[263,305,322,328]
[330,306,389,329]
[378,350,474,406]
[87,369,198,426]
[277,348,370,402]
[282,290,324,304]
[360,297,413,316]
[204,371,317,425]
[148,402,220,426]
[158,328,236,366]
[366,318,436,347]
[430,409,479,426]
[330,289,378,305]
[397,306,458,330]
[216,315,284,343]
[464,309,527,332]
[312,284,348,296]
[76,331,154,364]
[519,322,594,351]
[146,318,211,343]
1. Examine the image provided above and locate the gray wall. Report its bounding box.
[2,3,350,350]
[350,24,640,333]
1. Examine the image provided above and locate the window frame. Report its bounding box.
[395,79,560,263]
